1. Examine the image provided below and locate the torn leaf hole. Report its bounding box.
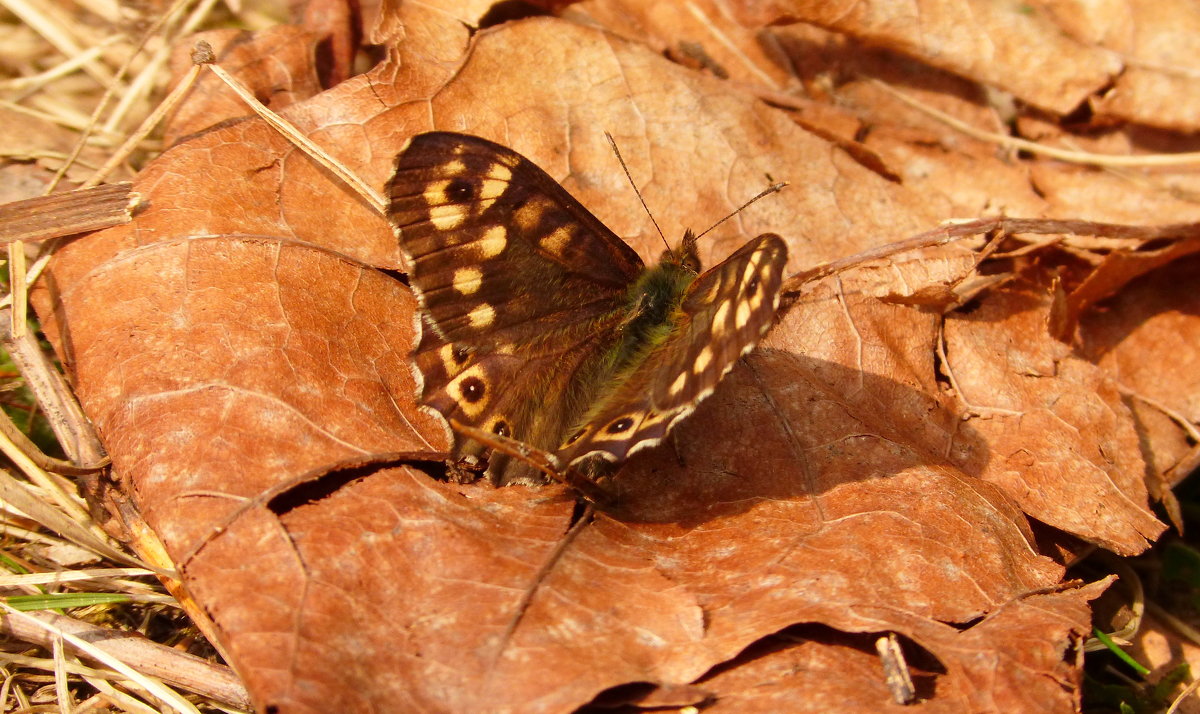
[954,295,985,315]
[696,624,944,699]
[267,454,449,515]
[1135,238,1174,253]
[588,680,709,709]
[379,267,410,287]
[477,1,550,29]
[568,499,591,527]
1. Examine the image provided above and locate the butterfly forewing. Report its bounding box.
[555,233,788,468]
[388,133,644,350]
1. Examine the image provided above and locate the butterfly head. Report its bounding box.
[661,229,702,274]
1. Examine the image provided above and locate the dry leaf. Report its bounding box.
[29,2,1200,712]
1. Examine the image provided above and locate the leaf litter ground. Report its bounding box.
[17,1,1200,712]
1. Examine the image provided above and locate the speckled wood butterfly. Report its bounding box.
[387,132,787,487]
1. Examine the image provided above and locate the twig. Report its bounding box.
[0,183,137,245]
[873,80,1200,167]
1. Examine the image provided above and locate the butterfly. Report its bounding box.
[386,132,787,487]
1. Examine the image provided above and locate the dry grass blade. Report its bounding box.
[0,466,153,571]
[0,603,203,714]
[7,239,25,338]
[0,406,108,476]
[0,608,250,709]
[874,80,1200,167]
[0,5,228,706]
[204,54,385,212]
[0,307,107,464]
[52,635,72,714]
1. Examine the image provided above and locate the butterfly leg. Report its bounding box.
[448,418,614,506]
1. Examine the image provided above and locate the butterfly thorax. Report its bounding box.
[554,234,701,467]
[612,240,700,374]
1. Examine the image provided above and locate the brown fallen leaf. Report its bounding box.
[29,2,1200,712]
[736,0,1122,115]
[1084,1,1200,131]
[697,578,1111,713]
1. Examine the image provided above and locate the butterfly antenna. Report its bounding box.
[605,132,670,252]
[693,181,788,242]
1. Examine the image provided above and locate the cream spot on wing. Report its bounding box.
[477,225,507,257]
[468,303,496,328]
[694,345,712,373]
[539,225,572,256]
[514,198,546,230]
[442,159,467,176]
[748,280,765,310]
[488,162,512,182]
[423,179,452,205]
[453,267,483,295]
[669,371,688,397]
[736,300,752,329]
[429,204,466,230]
[438,343,458,373]
[712,300,731,334]
[741,259,760,288]
[478,177,507,201]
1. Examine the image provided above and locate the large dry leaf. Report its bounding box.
[736,0,1121,115]
[30,2,1198,712]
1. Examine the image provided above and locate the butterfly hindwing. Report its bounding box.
[554,233,788,468]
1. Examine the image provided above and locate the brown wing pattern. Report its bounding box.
[388,133,643,351]
[388,132,787,487]
[387,132,645,483]
[554,233,788,468]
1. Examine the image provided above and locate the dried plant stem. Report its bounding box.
[204,55,386,213]
[53,636,73,714]
[873,79,1200,167]
[103,0,224,136]
[0,406,107,476]
[0,182,136,246]
[1116,383,1200,443]
[0,603,206,714]
[0,99,117,138]
[0,467,147,570]
[0,0,116,87]
[84,62,203,188]
[0,427,91,524]
[0,608,250,709]
[787,216,1200,293]
[7,240,26,338]
[82,675,163,714]
[0,307,106,466]
[1165,675,1200,714]
[47,0,201,192]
